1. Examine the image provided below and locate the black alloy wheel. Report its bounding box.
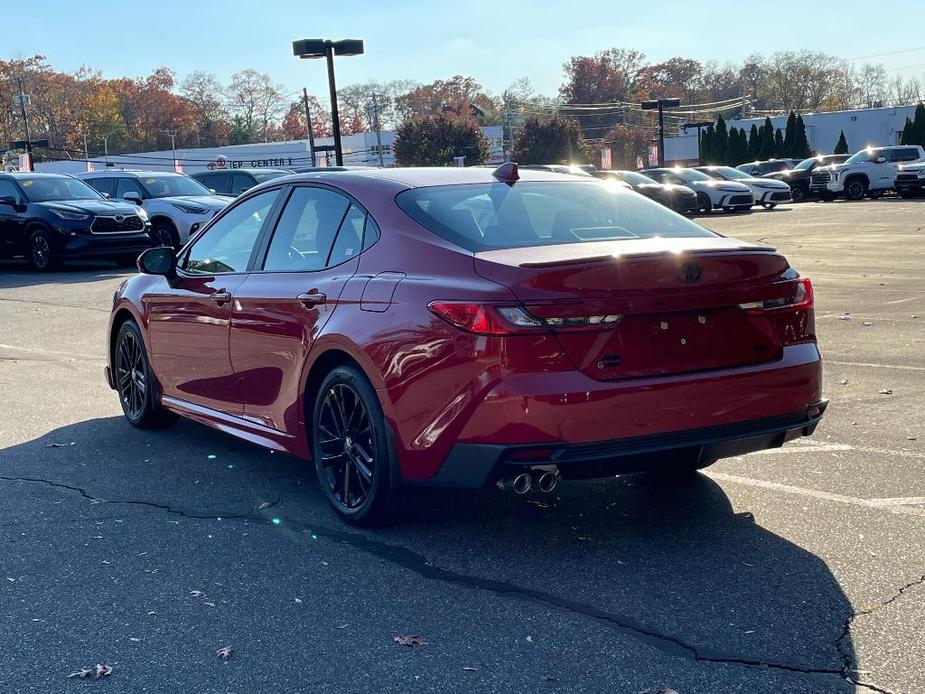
[27,229,60,271]
[790,185,806,202]
[845,178,868,201]
[312,366,396,525]
[696,192,712,214]
[153,222,179,250]
[115,321,177,429]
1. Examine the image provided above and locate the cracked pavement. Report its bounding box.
[1,199,924,693]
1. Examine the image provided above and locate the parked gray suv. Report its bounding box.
[76,171,233,249]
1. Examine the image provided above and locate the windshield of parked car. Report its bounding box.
[139,174,212,198]
[711,167,751,181]
[845,149,878,165]
[396,181,714,252]
[794,158,820,171]
[614,171,657,185]
[18,176,102,202]
[675,169,712,182]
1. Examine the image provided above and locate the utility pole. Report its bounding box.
[168,131,177,169]
[103,135,109,166]
[302,87,317,166]
[15,77,32,171]
[83,131,89,160]
[641,98,681,167]
[370,92,385,167]
[502,111,515,160]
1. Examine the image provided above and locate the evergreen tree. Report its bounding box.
[834,130,849,154]
[739,129,749,164]
[727,127,738,164]
[783,111,797,157]
[714,114,729,164]
[701,125,715,164]
[901,118,914,145]
[911,103,925,146]
[760,117,775,160]
[793,115,812,157]
[774,128,785,157]
[748,124,760,160]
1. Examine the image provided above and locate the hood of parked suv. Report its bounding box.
[154,195,233,210]
[37,199,141,216]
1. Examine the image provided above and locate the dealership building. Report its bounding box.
[663,104,921,166]
[36,126,505,175]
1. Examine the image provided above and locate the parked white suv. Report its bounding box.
[77,171,233,249]
[809,145,925,201]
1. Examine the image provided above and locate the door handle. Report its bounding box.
[297,291,327,307]
[210,290,232,305]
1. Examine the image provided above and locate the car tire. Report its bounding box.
[791,186,806,202]
[844,178,868,201]
[696,193,712,214]
[765,203,777,210]
[26,228,61,272]
[114,320,178,429]
[152,222,180,250]
[312,365,399,526]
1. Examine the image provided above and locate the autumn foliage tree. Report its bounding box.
[512,117,591,165]
[393,114,489,166]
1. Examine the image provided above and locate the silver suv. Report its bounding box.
[76,171,233,249]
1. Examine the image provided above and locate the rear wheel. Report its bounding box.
[790,185,806,202]
[27,229,61,271]
[115,321,177,429]
[312,365,398,526]
[152,221,180,250]
[844,177,868,201]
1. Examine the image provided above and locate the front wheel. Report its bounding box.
[312,365,398,526]
[27,229,61,271]
[115,321,177,429]
[790,186,806,202]
[152,222,180,250]
[844,178,868,201]
[696,192,712,214]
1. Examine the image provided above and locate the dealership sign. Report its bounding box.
[207,155,295,170]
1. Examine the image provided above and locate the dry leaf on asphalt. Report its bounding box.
[94,665,112,679]
[394,635,427,647]
[190,590,205,597]
[46,442,75,448]
[257,501,272,510]
[66,667,94,679]
[216,646,235,661]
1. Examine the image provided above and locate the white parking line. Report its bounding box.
[707,471,925,518]
[826,359,925,372]
[867,497,925,507]
[0,343,103,362]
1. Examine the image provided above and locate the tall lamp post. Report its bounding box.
[682,121,713,165]
[640,98,680,166]
[292,38,364,166]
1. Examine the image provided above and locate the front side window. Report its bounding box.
[845,148,879,164]
[116,177,146,199]
[231,174,256,195]
[18,176,101,202]
[397,181,714,252]
[0,179,21,200]
[184,189,280,274]
[262,186,351,272]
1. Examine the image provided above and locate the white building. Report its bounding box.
[36,126,505,175]
[663,104,921,166]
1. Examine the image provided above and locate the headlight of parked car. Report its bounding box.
[134,206,149,221]
[171,202,210,215]
[49,208,90,221]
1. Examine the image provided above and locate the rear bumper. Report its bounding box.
[424,400,828,488]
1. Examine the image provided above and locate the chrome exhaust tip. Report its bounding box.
[497,472,533,495]
[535,471,559,493]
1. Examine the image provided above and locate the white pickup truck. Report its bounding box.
[809,145,925,200]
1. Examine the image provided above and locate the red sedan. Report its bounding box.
[105,165,826,525]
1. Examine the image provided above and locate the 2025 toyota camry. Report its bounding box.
[105,165,826,525]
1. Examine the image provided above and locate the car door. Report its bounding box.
[231,173,256,196]
[144,188,282,416]
[115,177,146,202]
[0,179,26,256]
[229,185,370,433]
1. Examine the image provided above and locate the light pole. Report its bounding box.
[641,98,681,167]
[293,38,364,166]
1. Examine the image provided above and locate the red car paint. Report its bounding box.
[107,167,823,484]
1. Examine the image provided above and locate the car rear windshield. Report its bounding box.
[396,181,715,252]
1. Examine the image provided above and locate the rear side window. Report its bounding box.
[86,177,116,197]
[231,173,255,195]
[397,182,714,252]
[262,186,351,272]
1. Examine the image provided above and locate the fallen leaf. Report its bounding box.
[257,501,272,510]
[394,635,427,647]
[463,666,479,672]
[94,664,112,679]
[526,635,533,643]
[204,602,216,607]
[878,388,893,395]
[45,442,75,448]
[190,590,205,598]
[838,315,851,321]
[216,646,234,661]
[838,379,848,385]
[66,667,93,679]
[294,597,303,604]
[129,637,140,642]
[908,435,918,441]
[862,321,873,326]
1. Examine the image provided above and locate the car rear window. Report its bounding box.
[396,182,714,252]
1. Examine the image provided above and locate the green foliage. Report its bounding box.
[759,117,775,160]
[783,111,797,157]
[393,114,489,166]
[774,128,784,157]
[792,115,811,157]
[700,124,715,164]
[748,124,760,160]
[713,114,729,165]
[901,103,925,146]
[834,130,849,154]
[511,116,592,165]
[900,118,914,145]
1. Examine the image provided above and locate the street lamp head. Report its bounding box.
[292,38,365,58]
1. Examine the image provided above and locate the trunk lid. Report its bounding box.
[474,237,794,381]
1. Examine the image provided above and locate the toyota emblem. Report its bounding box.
[114,214,125,223]
[678,262,703,284]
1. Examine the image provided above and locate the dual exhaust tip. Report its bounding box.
[498,469,559,495]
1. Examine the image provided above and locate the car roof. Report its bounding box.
[274,166,593,189]
[194,168,291,175]
[77,170,185,178]
[1,171,73,178]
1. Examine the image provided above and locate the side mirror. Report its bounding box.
[137,246,176,276]
[123,191,143,205]
[876,156,886,164]
[101,192,110,199]
[209,188,217,195]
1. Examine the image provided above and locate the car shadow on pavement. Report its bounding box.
[0,259,132,289]
[0,415,859,691]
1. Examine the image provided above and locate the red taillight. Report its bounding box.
[739,278,814,313]
[428,302,519,335]
[428,302,622,336]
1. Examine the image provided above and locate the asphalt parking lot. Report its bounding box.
[0,199,923,694]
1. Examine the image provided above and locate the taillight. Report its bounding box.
[739,278,814,313]
[428,302,621,336]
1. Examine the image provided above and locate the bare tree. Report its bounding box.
[227,69,285,142]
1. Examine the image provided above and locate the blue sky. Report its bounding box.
[7,0,925,98]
